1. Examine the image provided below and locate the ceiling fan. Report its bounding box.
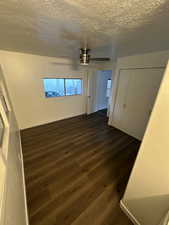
[80,48,110,65]
[51,48,111,69]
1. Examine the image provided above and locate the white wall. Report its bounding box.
[109,49,169,126]
[0,67,28,225]
[121,62,169,225]
[0,50,90,130]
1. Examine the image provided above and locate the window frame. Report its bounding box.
[43,78,83,98]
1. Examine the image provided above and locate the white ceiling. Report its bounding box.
[0,0,169,59]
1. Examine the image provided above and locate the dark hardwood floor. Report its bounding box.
[21,112,140,225]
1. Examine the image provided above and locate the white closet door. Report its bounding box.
[113,68,164,140]
[113,70,131,130]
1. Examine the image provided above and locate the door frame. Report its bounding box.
[86,69,113,115]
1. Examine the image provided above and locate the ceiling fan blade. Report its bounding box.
[90,58,110,61]
[51,62,71,65]
[51,59,80,71]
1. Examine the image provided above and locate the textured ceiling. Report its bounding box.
[0,0,169,59]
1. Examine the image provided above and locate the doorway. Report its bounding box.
[87,70,112,116]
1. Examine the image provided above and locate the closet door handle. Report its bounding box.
[149,109,152,115]
[123,104,127,109]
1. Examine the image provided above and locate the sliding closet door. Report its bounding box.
[113,70,131,130]
[113,68,164,140]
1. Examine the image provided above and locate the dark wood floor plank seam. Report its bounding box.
[25,136,134,189]
[24,130,124,174]
[22,111,140,225]
[22,116,107,144]
[23,125,116,160]
[22,121,111,150]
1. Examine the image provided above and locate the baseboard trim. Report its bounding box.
[19,131,29,225]
[120,200,141,225]
[109,122,141,141]
[21,113,86,131]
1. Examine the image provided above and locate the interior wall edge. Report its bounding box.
[120,200,141,225]
[121,61,169,225]
[18,131,30,225]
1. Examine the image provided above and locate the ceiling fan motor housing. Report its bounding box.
[80,48,90,65]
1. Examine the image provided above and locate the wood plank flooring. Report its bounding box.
[21,112,140,225]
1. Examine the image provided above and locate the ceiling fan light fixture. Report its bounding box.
[79,48,110,65]
[80,48,90,65]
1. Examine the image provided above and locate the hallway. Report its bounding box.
[21,112,140,225]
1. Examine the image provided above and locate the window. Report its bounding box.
[106,79,112,97]
[43,78,65,97]
[43,78,82,97]
[65,79,82,96]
